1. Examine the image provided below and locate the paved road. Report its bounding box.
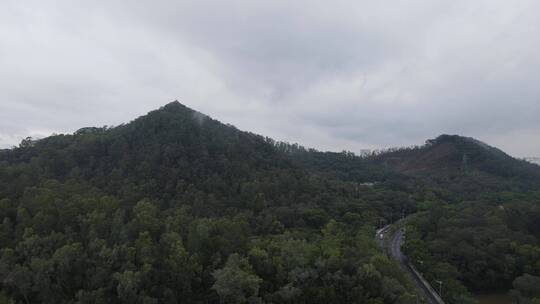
[379,227,445,304]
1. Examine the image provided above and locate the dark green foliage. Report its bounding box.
[2,102,540,303]
[403,192,540,303]
[0,102,415,303]
[372,135,540,200]
[364,134,540,303]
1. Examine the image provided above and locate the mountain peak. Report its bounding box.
[133,101,212,129]
[376,134,540,181]
[160,100,186,111]
[154,100,197,115]
[426,134,508,160]
[427,134,489,149]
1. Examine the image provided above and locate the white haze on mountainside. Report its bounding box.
[524,157,540,165]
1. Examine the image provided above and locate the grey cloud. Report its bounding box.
[1,0,539,157]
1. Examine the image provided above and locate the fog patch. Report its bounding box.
[192,111,208,126]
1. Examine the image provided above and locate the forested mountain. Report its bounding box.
[1,102,540,304]
[379,137,540,303]
[0,102,417,304]
[375,134,540,181]
[368,135,540,204]
[277,135,540,303]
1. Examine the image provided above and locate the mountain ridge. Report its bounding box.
[373,134,540,179]
[4,102,539,187]
[1,102,539,303]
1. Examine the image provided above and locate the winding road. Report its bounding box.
[377,226,445,304]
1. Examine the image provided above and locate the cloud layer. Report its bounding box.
[1,0,539,157]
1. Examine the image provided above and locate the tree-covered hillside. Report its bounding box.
[370,135,540,202]
[403,191,540,303]
[1,102,540,304]
[375,137,540,303]
[376,134,540,181]
[0,102,418,304]
[261,134,540,304]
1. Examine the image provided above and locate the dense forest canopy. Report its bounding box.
[1,102,539,304]
[0,102,418,304]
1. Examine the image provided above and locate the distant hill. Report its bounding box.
[374,134,539,177]
[365,134,540,199]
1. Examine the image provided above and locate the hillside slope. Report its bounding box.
[370,135,540,197]
[0,102,417,304]
[1,102,293,202]
[377,135,538,177]
[2,103,539,304]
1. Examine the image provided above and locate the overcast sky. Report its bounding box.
[1,1,539,157]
